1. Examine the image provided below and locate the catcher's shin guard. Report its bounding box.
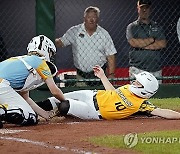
[21,113,38,126]
[0,105,38,126]
[0,120,3,129]
[0,104,7,128]
[0,105,6,128]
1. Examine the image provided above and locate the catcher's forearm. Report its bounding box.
[26,97,50,120]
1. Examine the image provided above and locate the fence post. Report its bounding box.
[36,0,55,42]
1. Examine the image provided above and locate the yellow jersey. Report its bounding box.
[96,84,156,120]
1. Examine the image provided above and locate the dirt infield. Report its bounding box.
[0,116,180,154]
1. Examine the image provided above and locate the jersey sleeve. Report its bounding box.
[60,26,76,46]
[177,17,180,42]
[126,23,134,40]
[103,31,117,56]
[36,60,53,80]
[138,100,157,114]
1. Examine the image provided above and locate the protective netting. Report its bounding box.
[0,0,35,58]
[0,0,179,89]
[55,0,180,87]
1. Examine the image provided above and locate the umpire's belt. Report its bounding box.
[93,94,103,119]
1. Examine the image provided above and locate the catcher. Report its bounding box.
[37,65,180,120]
[0,35,65,128]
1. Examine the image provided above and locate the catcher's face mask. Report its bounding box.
[46,61,58,77]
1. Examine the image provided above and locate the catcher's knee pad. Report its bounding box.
[58,100,70,116]
[21,113,38,126]
[0,107,38,126]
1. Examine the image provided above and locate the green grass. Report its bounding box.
[89,130,180,154]
[89,98,180,153]
[149,97,180,110]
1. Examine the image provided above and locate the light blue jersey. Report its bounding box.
[0,55,52,89]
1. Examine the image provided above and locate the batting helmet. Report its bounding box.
[129,71,159,98]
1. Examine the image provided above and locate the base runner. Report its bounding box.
[37,65,180,120]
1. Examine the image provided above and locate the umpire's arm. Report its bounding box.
[107,54,116,78]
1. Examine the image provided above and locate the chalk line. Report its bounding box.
[0,136,98,154]
[0,129,29,134]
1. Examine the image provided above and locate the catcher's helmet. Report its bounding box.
[27,35,56,62]
[129,71,159,98]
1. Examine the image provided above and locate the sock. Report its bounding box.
[36,99,54,111]
[48,97,61,110]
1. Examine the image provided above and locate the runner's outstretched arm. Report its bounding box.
[151,108,180,119]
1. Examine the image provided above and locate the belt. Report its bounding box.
[0,78,3,83]
[93,94,103,119]
[132,47,161,51]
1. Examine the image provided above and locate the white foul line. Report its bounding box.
[0,129,29,134]
[0,136,97,154]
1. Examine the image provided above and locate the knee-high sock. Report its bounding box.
[36,97,60,111]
